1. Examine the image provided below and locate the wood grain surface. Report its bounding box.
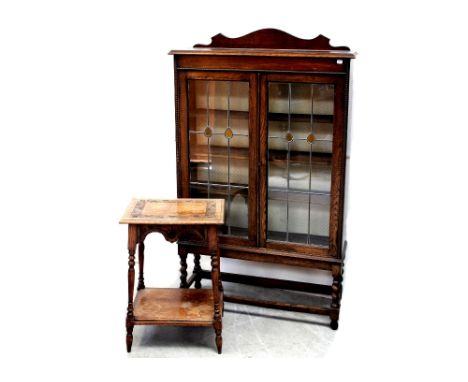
[169,48,355,59]
[119,198,224,225]
[133,288,215,325]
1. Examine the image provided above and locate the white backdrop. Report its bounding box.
[1,0,468,380]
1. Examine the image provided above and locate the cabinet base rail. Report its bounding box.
[192,269,340,329]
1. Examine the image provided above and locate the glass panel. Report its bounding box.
[267,82,334,246]
[188,80,249,239]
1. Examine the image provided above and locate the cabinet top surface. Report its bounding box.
[169,47,356,59]
[119,198,225,225]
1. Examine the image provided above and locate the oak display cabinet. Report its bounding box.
[169,29,355,329]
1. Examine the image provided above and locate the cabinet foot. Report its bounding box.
[330,265,343,331]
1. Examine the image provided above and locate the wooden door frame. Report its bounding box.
[258,72,347,257]
[176,70,258,247]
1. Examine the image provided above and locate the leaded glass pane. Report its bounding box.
[267,82,334,246]
[188,80,249,238]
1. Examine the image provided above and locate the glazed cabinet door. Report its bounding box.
[260,73,346,256]
[177,71,258,246]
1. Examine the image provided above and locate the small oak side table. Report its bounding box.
[119,198,225,354]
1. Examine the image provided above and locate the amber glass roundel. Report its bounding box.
[286,132,294,142]
[224,127,233,139]
[307,133,316,144]
[204,126,213,137]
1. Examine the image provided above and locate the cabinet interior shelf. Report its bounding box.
[189,147,332,164]
[267,231,329,247]
[189,146,249,162]
[192,109,333,124]
[268,190,330,204]
[190,182,329,204]
[268,112,333,123]
[269,150,332,162]
[194,108,249,116]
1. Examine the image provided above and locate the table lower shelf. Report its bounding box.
[133,288,216,326]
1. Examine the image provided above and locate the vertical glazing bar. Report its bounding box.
[207,137,211,198]
[286,83,291,242]
[267,86,271,241]
[206,81,211,198]
[307,84,314,244]
[227,82,232,235]
[227,81,231,128]
[307,147,312,244]
[206,81,210,127]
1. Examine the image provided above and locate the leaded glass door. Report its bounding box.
[260,74,345,253]
[183,72,257,245]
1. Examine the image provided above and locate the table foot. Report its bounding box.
[214,321,222,354]
[126,324,134,352]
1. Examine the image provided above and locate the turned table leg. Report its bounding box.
[178,246,188,288]
[137,241,145,290]
[211,253,222,354]
[193,254,202,289]
[126,225,138,352]
[208,226,222,354]
[218,262,224,316]
[330,264,343,330]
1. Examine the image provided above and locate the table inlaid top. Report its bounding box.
[119,198,225,225]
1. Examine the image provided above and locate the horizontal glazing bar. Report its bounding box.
[195,108,249,115]
[268,113,333,122]
[190,181,248,189]
[291,138,332,142]
[189,130,249,137]
[189,131,224,136]
[269,187,330,196]
[269,112,333,116]
[268,136,332,142]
